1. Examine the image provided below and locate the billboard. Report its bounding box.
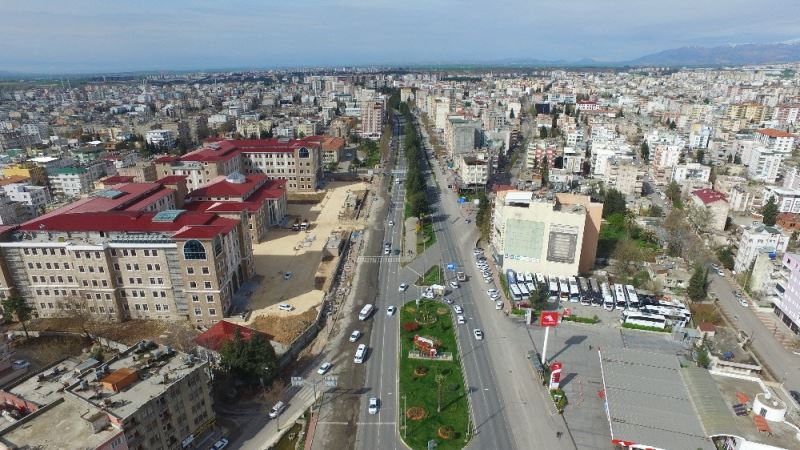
[546,224,579,264]
[540,311,560,327]
[549,361,563,389]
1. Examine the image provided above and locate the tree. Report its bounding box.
[761,195,779,226]
[664,209,690,257]
[696,340,711,368]
[668,120,677,130]
[613,237,644,278]
[666,181,682,207]
[647,205,664,217]
[539,127,548,138]
[2,295,33,338]
[640,141,650,162]
[435,371,446,413]
[602,188,627,218]
[687,265,708,302]
[716,246,735,270]
[532,282,548,308]
[686,201,712,234]
[509,108,515,119]
[726,154,733,163]
[733,154,741,164]
[219,328,278,386]
[695,149,705,164]
[540,156,549,187]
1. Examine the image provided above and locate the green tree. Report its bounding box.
[696,341,711,369]
[733,154,741,164]
[695,149,705,164]
[716,246,735,270]
[2,294,33,338]
[687,265,708,302]
[539,127,548,138]
[219,328,278,386]
[666,181,682,207]
[602,188,627,218]
[532,282,548,308]
[761,195,779,226]
[540,156,549,187]
[509,108,515,119]
[668,120,677,130]
[640,141,650,162]
[647,205,664,217]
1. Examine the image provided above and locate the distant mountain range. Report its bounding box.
[626,42,800,66]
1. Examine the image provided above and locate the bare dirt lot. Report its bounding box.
[250,307,319,345]
[24,318,199,350]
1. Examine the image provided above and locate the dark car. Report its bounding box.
[790,390,800,404]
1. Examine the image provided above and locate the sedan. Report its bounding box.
[278,303,294,312]
[387,305,397,316]
[717,270,724,276]
[739,298,749,308]
[449,281,459,289]
[453,305,463,314]
[349,330,362,342]
[443,297,454,305]
[389,220,394,226]
[473,329,484,340]
[495,301,503,310]
[399,283,408,292]
[457,315,466,325]
[368,397,379,414]
[317,362,332,375]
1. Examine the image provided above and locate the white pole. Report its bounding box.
[541,326,550,365]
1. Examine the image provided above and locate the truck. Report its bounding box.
[456,271,466,282]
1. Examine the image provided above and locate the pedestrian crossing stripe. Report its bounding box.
[357,256,401,263]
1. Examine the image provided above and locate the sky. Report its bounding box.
[2,0,800,73]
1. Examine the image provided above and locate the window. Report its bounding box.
[154,264,160,271]
[134,264,139,271]
[95,293,101,300]
[82,280,89,287]
[208,308,217,316]
[95,252,100,259]
[105,293,111,300]
[152,250,158,257]
[110,249,117,256]
[192,294,200,302]
[144,250,150,256]
[102,280,108,287]
[27,262,33,269]
[135,304,141,310]
[204,281,212,289]
[88,266,95,273]
[86,294,92,300]
[183,240,206,260]
[98,267,104,273]
[156,304,162,311]
[194,308,202,316]
[58,276,63,283]
[147,264,153,271]
[114,263,120,271]
[45,263,51,269]
[187,267,194,275]
[202,267,209,275]
[54,263,59,269]
[142,304,149,311]
[149,277,156,284]
[71,290,77,296]
[189,281,197,289]
[35,263,41,269]
[206,294,214,303]
[162,304,169,310]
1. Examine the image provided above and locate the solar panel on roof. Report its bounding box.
[152,209,186,223]
[95,189,125,199]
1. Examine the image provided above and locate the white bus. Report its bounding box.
[613,284,628,310]
[601,283,615,311]
[641,305,691,325]
[523,272,534,284]
[625,285,639,310]
[590,278,602,306]
[621,311,667,330]
[535,273,547,288]
[578,277,591,305]
[509,283,523,301]
[525,281,537,297]
[568,278,581,303]
[358,304,375,320]
[548,278,560,302]
[559,277,570,301]
[517,283,531,300]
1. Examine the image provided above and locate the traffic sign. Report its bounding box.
[458,197,466,204]
[540,311,560,327]
[446,263,456,271]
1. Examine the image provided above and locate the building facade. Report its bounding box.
[774,253,800,336]
[734,225,789,273]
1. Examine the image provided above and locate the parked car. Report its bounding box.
[211,437,229,450]
[268,401,286,419]
[12,360,29,370]
[457,315,465,324]
[453,305,463,314]
[443,297,454,304]
[278,303,294,312]
[283,272,293,280]
[449,281,459,289]
[349,330,362,342]
[368,397,379,414]
[739,298,749,308]
[495,301,503,310]
[317,362,332,375]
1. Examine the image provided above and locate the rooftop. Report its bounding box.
[757,128,795,138]
[692,188,727,205]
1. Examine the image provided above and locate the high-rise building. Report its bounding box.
[773,253,800,335]
[359,100,383,139]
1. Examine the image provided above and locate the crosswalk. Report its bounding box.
[357,255,401,263]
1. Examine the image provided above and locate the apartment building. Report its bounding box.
[2,164,47,186]
[0,341,214,450]
[155,137,323,193]
[763,187,800,213]
[0,180,49,214]
[734,225,789,273]
[747,147,782,183]
[491,190,590,276]
[310,136,345,166]
[146,129,176,148]
[51,166,103,198]
[756,128,795,154]
[524,141,557,171]
[360,100,384,139]
[671,163,711,184]
[117,161,157,182]
[0,182,252,324]
[603,160,644,197]
[456,153,491,187]
[690,189,729,232]
[445,117,481,157]
[774,253,800,335]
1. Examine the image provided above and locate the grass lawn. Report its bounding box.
[417,265,444,286]
[416,217,437,253]
[399,300,470,450]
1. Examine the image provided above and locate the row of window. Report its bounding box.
[39,302,115,314]
[188,281,213,289]
[31,275,75,283]
[133,303,170,312]
[22,248,160,258]
[191,294,216,303]
[123,290,168,298]
[194,307,217,316]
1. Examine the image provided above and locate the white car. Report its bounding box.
[386,306,397,316]
[317,362,332,375]
[739,298,749,308]
[449,281,459,289]
[212,438,229,450]
[12,360,29,370]
[443,297,454,304]
[368,397,379,414]
[487,288,498,295]
[495,301,503,310]
[278,303,294,312]
[453,305,463,314]
[399,283,408,292]
[457,314,465,325]
[389,220,394,226]
[717,270,724,276]
[268,401,286,419]
[349,330,362,342]
[473,329,484,340]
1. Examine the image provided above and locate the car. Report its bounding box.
[399,283,408,292]
[443,297,453,304]
[278,303,294,312]
[457,315,465,324]
[268,401,286,419]
[449,281,459,289]
[387,305,397,315]
[734,290,743,298]
[349,330,362,342]
[487,288,498,295]
[317,362,332,375]
[384,247,391,255]
[368,397,379,414]
[388,220,394,226]
[453,305,463,314]
[490,293,500,300]
[12,360,29,370]
[495,301,503,310]
[283,271,293,280]
[473,329,484,340]
[211,437,230,450]
[739,298,749,308]
[789,390,800,405]
[717,270,724,276]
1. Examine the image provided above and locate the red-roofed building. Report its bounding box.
[756,128,795,153]
[99,175,135,186]
[154,137,323,192]
[0,206,253,325]
[691,189,729,232]
[306,135,346,165]
[185,173,287,244]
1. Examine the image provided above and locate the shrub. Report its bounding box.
[402,322,420,332]
[518,302,530,308]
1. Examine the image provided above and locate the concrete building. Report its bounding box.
[360,100,383,139]
[456,152,491,187]
[603,160,644,197]
[783,166,800,190]
[1,182,49,217]
[51,167,99,197]
[756,128,795,154]
[763,187,800,214]
[0,182,252,324]
[690,189,729,233]
[2,164,47,186]
[312,136,345,166]
[747,147,782,183]
[0,340,214,450]
[145,129,176,148]
[774,253,800,335]
[491,191,590,276]
[562,147,584,174]
[671,163,711,184]
[445,117,481,157]
[734,225,789,273]
[555,193,603,274]
[116,161,157,183]
[69,146,106,164]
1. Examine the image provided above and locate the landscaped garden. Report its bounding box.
[416,265,444,286]
[399,300,470,450]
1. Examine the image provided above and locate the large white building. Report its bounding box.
[457,152,491,187]
[604,159,644,197]
[747,147,782,183]
[145,129,175,148]
[756,128,795,153]
[491,191,587,276]
[763,187,800,213]
[671,163,711,184]
[734,225,789,273]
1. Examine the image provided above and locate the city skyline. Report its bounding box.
[3,0,800,73]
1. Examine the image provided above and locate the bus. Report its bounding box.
[535,273,547,288]
[578,277,591,303]
[523,272,534,284]
[517,283,531,300]
[506,269,517,287]
[559,277,570,301]
[548,278,560,302]
[358,304,375,320]
[613,284,628,310]
[509,283,523,301]
[625,285,640,310]
[601,283,615,311]
[589,278,602,306]
[641,305,691,325]
[621,311,667,330]
[568,278,581,303]
[525,280,537,297]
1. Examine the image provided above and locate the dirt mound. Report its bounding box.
[250,307,319,344]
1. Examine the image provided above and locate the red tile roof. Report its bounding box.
[101,175,135,185]
[156,175,188,185]
[194,320,271,351]
[185,179,286,214]
[757,128,795,138]
[187,175,266,199]
[692,188,727,205]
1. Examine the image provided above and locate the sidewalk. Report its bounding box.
[238,385,316,450]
